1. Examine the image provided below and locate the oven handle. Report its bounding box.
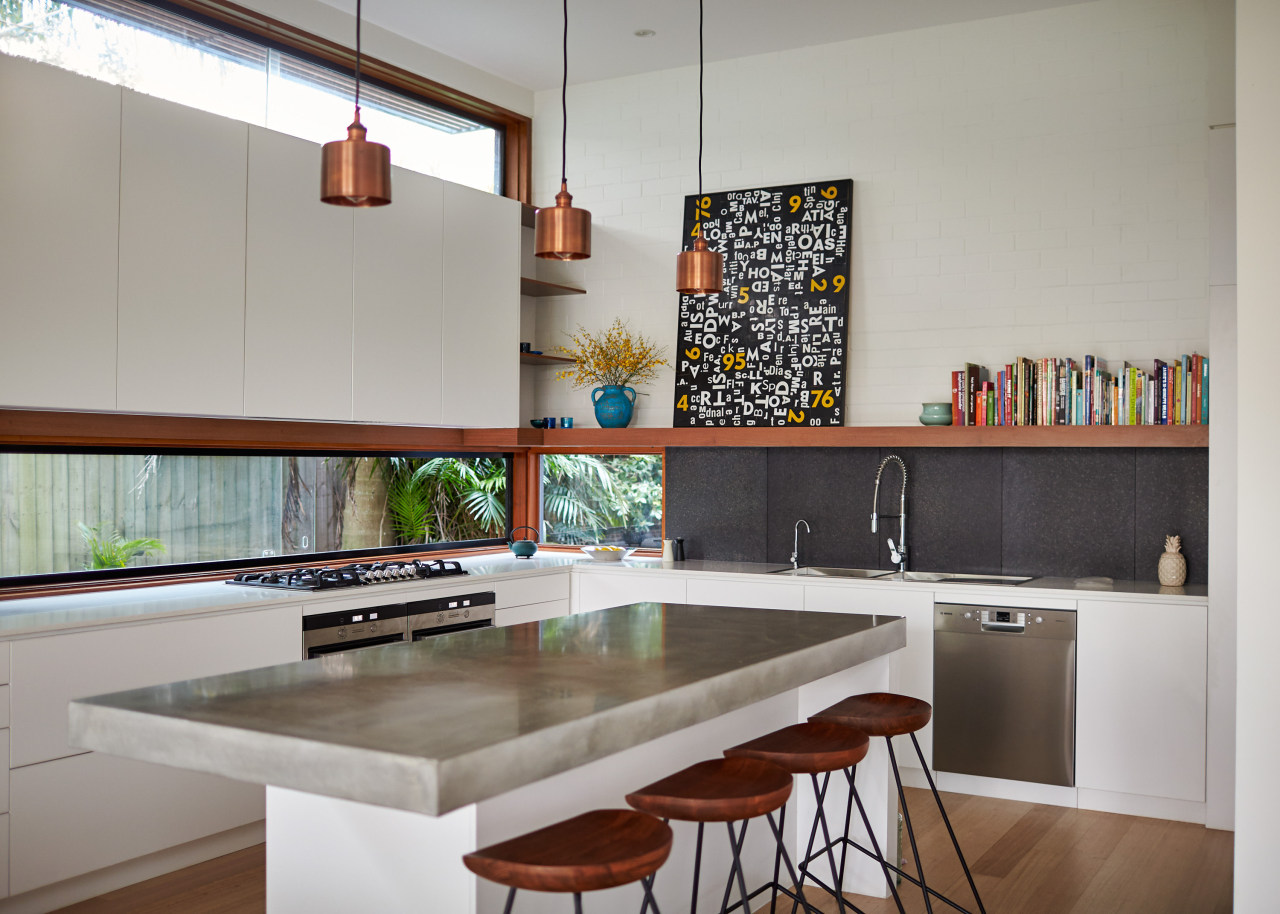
[307,633,406,658]
[411,618,493,641]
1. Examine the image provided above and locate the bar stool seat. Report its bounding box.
[725,720,870,773]
[626,756,793,822]
[810,692,932,738]
[464,808,672,906]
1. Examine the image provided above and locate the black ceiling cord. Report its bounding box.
[560,0,569,185]
[698,0,704,202]
[354,0,363,113]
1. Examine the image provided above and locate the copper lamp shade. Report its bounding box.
[321,115,391,207]
[676,237,723,295]
[535,182,591,260]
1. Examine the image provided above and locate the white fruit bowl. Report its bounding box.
[581,545,634,562]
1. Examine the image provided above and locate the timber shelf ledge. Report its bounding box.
[532,425,1209,448]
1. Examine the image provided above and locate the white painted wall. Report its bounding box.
[1233,0,1280,905]
[527,0,1211,427]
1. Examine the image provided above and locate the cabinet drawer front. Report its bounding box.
[0,686,8,730]
[576,572,687,613]
[494,600,571,627]
[9,751,264,895]
[0,644,10,686]
[10,606,300,767]
[686,577,802,611]
[495,573,571,608]
[0,731,7,814]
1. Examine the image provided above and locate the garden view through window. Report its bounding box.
[0,0,502,193]
[0,452,510,582]
[540,454,663,548]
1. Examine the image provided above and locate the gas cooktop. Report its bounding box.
[227,559,468,591]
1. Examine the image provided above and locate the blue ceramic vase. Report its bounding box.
[592,385,636,428]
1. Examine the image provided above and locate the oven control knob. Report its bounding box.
[963,611,972,620]
[337,628,347,639]
[437,613,445,623]
[1035,616,1043,624]
[369,622,377,633]
[463,609,470,619]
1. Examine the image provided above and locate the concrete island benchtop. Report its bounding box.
[69,602,906,817]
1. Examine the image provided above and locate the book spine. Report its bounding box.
[976,382,986,426]
[988,386,996,426]
[952,370,964,427]
[1202,357,1210,425]
[1191,354,1202,425]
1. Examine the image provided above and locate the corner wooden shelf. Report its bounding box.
[520,277,586,297]
[521,203,537,228]
[532,425,1209,448]
[519,353,574,367]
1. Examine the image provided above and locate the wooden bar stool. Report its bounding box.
[725,721,905,914]
[626,756,817,914]
[810,692,986,914]
[463,809,672,913]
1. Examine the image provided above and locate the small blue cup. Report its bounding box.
[560,417,574,428]
[544,417,557,429]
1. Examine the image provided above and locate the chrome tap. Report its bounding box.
[791,519,810,570]
[871,455,908,572]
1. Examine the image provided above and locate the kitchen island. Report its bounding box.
[69,602,904,913]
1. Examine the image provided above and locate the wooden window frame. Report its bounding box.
[147,0,531,202]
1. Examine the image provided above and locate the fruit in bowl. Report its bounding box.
[581,545,634,562]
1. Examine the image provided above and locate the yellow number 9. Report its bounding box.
[832,275,845,292]
[789,195,802,213]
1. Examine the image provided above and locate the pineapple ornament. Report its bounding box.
[1158,535,1187,586]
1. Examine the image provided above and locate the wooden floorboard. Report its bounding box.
[48,789,1231,913]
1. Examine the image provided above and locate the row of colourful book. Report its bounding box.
[950,355,1209,426]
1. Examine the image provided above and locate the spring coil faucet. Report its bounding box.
[871,455,908,572]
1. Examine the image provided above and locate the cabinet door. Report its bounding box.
[441,182,520,427]
[1076,600,1207,802]
[244,127,354,421]
[686,577,803,610]
[575,572,687,613]
[9,750,264,895]
[495,599,571,627]
[10,605,300,768]
[117,91,248,416]
[805,585,935,766]
[353,167,444,424]
[495,572,571,608]
[0,56,120,411]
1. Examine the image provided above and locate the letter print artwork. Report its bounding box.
[673,180,851,427]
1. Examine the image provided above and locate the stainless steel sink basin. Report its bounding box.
[769,566,892,579]
[877,571,1032,586]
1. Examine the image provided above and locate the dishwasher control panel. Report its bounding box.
[935,603,1076,639]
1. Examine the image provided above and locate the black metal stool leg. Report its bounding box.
[503,886,517,914]
[770,803,785,913]
[691,821,705,914]
[847,766,907,914]
[573,892,584,914]
[812,773,851,914]
[639,874,663,914]
[727,821,753,914]
[766,810,823,914]
[888,737,933,914]
[911,732,986,914]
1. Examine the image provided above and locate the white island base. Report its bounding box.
[266,654,897,914]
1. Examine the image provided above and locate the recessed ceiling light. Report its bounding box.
[634,29,656,38]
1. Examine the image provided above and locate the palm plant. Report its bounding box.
[78,522,165,570]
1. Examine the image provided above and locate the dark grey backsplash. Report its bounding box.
[664,446,1208,585]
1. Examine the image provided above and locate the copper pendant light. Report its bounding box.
[676,0,722,295]
[321,0,391,207]
[535,0,591,260]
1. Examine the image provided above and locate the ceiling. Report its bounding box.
[321,0,1092,91]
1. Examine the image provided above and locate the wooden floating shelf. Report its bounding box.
[521,203,537,228]
[520,277,586,297]
[519,353,574,366]
[531,424,1210,448]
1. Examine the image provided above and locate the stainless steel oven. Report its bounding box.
[407,591,495,640]
[303,604,409,658]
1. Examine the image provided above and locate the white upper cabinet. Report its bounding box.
[117,91,248,417]
[0,57,120,411]
[441,181,520,427]
[244,126,354,421]
[353,167,444,425]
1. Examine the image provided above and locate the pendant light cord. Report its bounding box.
[560,0,569,185]
[353,0,363,115]
[698,0,704,201]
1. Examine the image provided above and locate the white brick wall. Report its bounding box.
[526,0,1211,427]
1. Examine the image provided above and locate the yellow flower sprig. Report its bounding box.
[555,319,670,390]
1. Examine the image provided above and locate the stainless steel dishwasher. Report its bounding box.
[933,603,1076,787]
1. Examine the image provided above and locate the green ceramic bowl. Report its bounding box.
[919,402,953,426]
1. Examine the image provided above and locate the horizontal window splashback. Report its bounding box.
[664,447,1208,585]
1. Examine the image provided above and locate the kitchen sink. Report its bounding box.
[876,571,1033,586]
[769,566,892,579]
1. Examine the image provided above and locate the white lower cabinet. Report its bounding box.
[0,814,8,899]
[495,600,571,627]
[9,751,264,896]
[686,576,803,610]
[575,571,688,613]
[1076,599,1207,803]
[805,584,935,767]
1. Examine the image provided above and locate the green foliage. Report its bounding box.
[77,522,165,570]
[374,457,508,546]
[542,455,662,544]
